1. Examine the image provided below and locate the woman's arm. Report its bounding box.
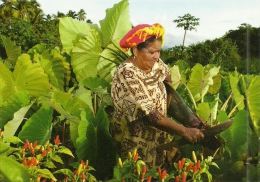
[147,110,204,144]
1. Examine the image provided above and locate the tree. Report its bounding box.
[77,9,86,21]
[173,13,200,46]
[66,10,77,19]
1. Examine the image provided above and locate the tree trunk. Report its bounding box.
[182,30,187,46]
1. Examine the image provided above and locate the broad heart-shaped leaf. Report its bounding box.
[59,17,100,55]
[220,110,248,161]
[0,54,51,102]
[100,0,131,47]
[229,74,245,110]
[28,44,71,91]
[0,61,16,102]
[3,101,34,138]
[170,65,182,90]
[71,31,102,83]
[98,0,131,81]
[0,155,30,182]
[51,91,93,147]
[187,64,219,102]
[18,106,53,145]
[0,91,30,129]
[76,105,117,179]
[243,75,260,136]
[83,77,110,91]
[196,102,211,122]
[1,35,21,65]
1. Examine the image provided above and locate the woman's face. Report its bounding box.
[133,39,162,71]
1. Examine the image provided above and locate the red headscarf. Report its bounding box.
[119,23,165,51]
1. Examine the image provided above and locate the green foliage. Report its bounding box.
[0,0,259,181]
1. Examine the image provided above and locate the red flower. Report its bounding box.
[185,163,193,171]
[142,165,147,174]
[147,176,152,182]
[33,141,37,148]
[41,150,47,158]
[178,160,182,171]
[55,135,60,146]
[161,170,167,180]
[182,172,187,182]
[134,153,138,162]
[193,166,197,173]
[175,176,179,182]
[197,160,201,169]
[181,158,185,167]
[158,167,162,175]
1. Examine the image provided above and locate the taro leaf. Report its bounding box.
[28,44,71,88]
[1,36,21,65]
[83,77,110,91]
[0,155,30,182]
[187,64,219,102]
[33,48,67,91]
[0,54,51,102]
[217,110,229,122]
[220,110,248,161]
[83,77,112,106]
[18,106,53,145]
[0,141,10,154]
[100,0,131,47]
[74,86,94,113]
[0,61,15,102]
[0,91,30,129]
[71,30,102,83]
[51,91,93,147]
[196,102,211,122]
[59,17,100,55]
[170,65,182,90]
[208,74,221,94]
[244,75,260,136]
[229,74,245,110]
[99,0,131,81]
[3,101,34,138]
[76,104,117,179]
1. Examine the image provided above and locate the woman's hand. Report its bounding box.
[183,127,204,144]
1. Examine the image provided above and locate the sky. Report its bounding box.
[38,0,260,49]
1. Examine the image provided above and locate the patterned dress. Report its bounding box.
[110,58,171,168]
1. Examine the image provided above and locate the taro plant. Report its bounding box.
[0,0,260,181]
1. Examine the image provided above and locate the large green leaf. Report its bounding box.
[0,91,30,129]
[0,155,30,182]
[0,61,15,102]
[28,44,70,91]
[71,31,102,83]
[196,102,211,122]
[170,65,182,89]
[220,110,248,161]
[51,91,93,146]
[18,106,53,145]
[1,36,21,65]
[0,54,51,102]
[187,64,219,102]
[76,105,117,179]
[98,0,131,81]
[229,74,245,110]
[243,75,260,136]
[59,17,100,55]
[100,0,131,47]
[3,101,34,138]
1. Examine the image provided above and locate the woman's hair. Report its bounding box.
[130,36,162,54]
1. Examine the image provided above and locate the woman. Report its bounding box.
[110,23,204,168]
